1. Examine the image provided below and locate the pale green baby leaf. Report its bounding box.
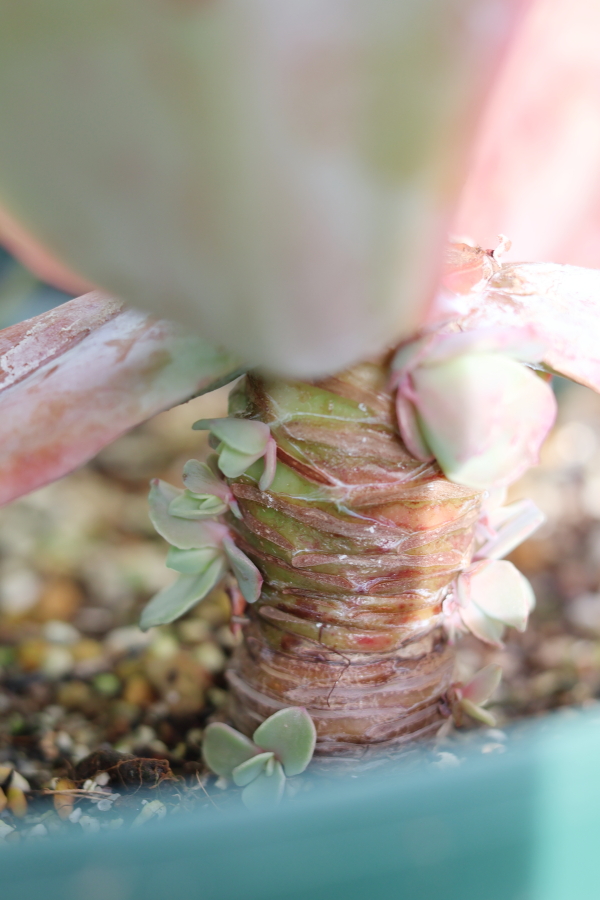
[203,723,258,779]
[169,491,228,519]
[193,418,270,455]
[182,459,228,500]
[218,445,265,479]
[232,752,275,787]
[413,353,556,489]
[241,761,286,811]
[222,536,262,604]
[459,698,496,727]
[253,707,316,776]
[148,480,228,549]
[165,546,222,575]
[139,559,226,630]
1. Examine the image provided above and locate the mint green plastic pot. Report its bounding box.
[3,709,600,900]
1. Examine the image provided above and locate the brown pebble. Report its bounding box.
[123,674,155,707]
[53,778,76,820]
[145,651,208,716]
[34,578,82,622]
[71,639,104,663]
[56,680,94,712]
[17,639,48,672]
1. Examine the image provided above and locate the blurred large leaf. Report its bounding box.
[453,0,600,267]
[0,293,240,505]
[0,0,524,378]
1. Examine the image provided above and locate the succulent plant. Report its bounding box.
[203,708,316,809]
[0,0,599,771]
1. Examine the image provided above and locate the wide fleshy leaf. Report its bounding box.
[253,707,317,777]
[139,559,226,630]
[458,602,505,647]
[458,559,534,631]
[0,0,524,378]
[165,547,222,575]
[0,293,240,507]
[232,752,275,788]
[148,481,229,550]
[413,352,557,489]
[241,761,286,810]
[222,536,262,604]
[461,664,502,705]
[453,0,600,270]
[202,723,258,779]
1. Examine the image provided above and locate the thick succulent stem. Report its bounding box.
[224,356,483,761]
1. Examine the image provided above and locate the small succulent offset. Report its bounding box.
[450,665,503,728]
[203,708,317,810]
[141,474,262,630]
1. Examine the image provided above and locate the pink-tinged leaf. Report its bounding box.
[0,294,240,507]
[413,352,557,489]
[461,664,502,705]
[439,262,600,395]
[222,536,262,605]
[475,498,545,560]
[0,0,526,378]
[458,559,534,631]
[459,602,506,647]
[453,0,600,269]
[418,326,546,366]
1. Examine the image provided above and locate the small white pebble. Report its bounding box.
[486,729,507,742]
[28,824,48,839]
[214,776,228,790]
[433,752,460,769]
[83,779,95,792]
[0,821,15,840]
[96,798,114,812]
[43,620,80,645]
[10,771,31,792]
[95,771,110,787]
[481,743,506,755]
[79,815,101,834]
[68,808,83,824]
[42,646,74,680]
